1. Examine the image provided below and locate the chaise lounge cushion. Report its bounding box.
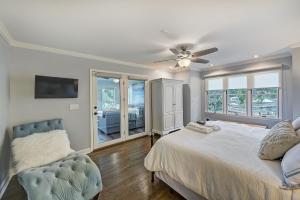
[18,153,102,200]
[12,130,74,174]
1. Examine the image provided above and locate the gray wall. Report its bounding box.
[9,47,173,151]
[0,37,10,192]
[201,56,293,128]
[292,47,300,119]
[174,70,202,125]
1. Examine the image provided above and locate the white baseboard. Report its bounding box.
[0,175,10,199]
[77,148,92,155]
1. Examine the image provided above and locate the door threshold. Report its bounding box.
[92,135,148,152]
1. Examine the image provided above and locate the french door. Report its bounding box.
[91,70,149,150]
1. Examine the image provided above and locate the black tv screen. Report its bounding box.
[35,75,78,98]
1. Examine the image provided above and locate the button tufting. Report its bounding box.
[59,164,63,168]
[43,170,47,173]
[36,178,41,185]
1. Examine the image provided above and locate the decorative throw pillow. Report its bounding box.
[281,143,300,189]
[292,117,300,130]
[258,121,300,160]
[12,130,74,173]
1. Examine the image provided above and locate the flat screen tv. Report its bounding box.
[35,75,78,98]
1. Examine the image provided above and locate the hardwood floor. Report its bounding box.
[2,136,185,200]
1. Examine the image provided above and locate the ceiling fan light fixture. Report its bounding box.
[178,58,191,67]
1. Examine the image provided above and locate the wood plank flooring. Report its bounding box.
[2,136,185,200]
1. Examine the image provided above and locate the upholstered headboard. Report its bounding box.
[13,119,64,139]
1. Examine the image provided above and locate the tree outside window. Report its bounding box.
[207,90,223,113]
[102,88,115,110]
[227,89,247,116]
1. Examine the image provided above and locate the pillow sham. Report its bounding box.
[258,121,300,160]
[12,130,74,174]
[292,117,300,130]
[281,143,300,189]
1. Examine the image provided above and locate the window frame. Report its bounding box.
[205,70,282,120]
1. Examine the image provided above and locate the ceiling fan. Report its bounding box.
[154,45,218,68]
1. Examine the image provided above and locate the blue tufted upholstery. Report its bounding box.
[13,119,64,139]
[12,119,102,200]
[18,153,102,200]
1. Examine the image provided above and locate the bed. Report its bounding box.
[144,121,300,200]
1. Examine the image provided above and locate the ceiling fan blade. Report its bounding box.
[153,58,177,63]
[169,48,180,55]
[191,58,210,64]
[192,47,218,57]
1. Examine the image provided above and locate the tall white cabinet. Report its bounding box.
[151,78,184,135]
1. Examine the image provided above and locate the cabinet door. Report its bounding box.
[174,84,183,112]
[164,85,174,114]
[175,112,183,128]
[164,114,175,131]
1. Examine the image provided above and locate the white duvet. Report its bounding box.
[144,121,300,200]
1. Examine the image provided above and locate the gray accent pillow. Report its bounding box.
[281,143,300,189]
[258,121,300,160]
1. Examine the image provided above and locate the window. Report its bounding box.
[102,88,116,109]
[227,76,247,116]
[207,90,223,113]
[205,70,281,119]
[252,71,280,118]
[206,78,223,113]
[252,88,279,118]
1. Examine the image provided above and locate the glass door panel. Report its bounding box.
[96,77,122,144]
[127,79,145,136]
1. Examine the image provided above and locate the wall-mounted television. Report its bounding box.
[35,75,78,98]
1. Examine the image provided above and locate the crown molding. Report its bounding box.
[200,53,291,73]
[0,21,152,69]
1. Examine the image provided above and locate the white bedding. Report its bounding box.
[144,121,300,200]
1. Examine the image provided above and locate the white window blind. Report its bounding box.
[253,71,280,88]
[207,78,223,90]
[228,75,247,89]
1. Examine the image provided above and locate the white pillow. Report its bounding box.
[12,130,74,174]
[292,117,300,130]
[281,143,300,189]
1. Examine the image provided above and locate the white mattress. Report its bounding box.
[145,121,300,200]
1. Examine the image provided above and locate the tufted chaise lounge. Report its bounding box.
[13,119,102,200]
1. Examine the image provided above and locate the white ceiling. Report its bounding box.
[0,0,299,70]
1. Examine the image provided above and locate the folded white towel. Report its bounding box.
[186,122,214,134]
